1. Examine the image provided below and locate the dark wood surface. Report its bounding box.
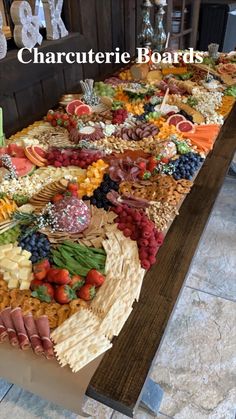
[87,106,236,417]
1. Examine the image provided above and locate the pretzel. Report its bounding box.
[0,290,10,311]
[0,279,8,291]
[69,299,88,316]
[44,303,60,329]
[57,305,70,326]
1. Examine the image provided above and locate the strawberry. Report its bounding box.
[33,259,50,273]
[161,157,169,164]
[33,269,48,280]
[54,285,76,304]
[31,283,54,302]
[78,284,96,301]
[47,268,70,285]
[30,279,43,291]
[52,193,64,203]
[86,269,105,287]
[67,181,78,193]
[147,157,157,172]
[69,275,85,291]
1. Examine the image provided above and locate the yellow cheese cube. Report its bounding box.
[11,255,25,265]
[3,272,11,282]
[8,278,19,289]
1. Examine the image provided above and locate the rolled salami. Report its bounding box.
[35,316,54,359]
[11,307,30,350]
[0,313,8,342]
[24,313,44,355]
[1,307,19,347]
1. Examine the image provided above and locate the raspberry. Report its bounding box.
[141,259,151,270]
[142,230,152,239]
[123,228,132,237]
[118,223,126,231]
[149,255,156,265]
[54,161,62,167]
[138,238,149,247]
[139,249,148,259]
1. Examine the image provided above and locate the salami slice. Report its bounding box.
[1,307,19,347]
[11,307,30,350]
[24,313,44,355]
[35,316,54,359]
[0,313,8,342]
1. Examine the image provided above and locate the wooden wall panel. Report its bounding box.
[41,72,66,110]
[95,0,113,75]
[15,82,45,127]
[63,65,84,94]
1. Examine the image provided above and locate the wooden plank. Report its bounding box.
[41,72,66,110]
[63,64,83,94]
[0,34,84,95]
[15,82,45,128]
[111,0,125,52]
[124,0,136,57]
[79,0,99,78]
[136,0,143,46]
[87,105,236,416]
[0,95,20,138]
[95,0,113,76]
[189,0,201,48]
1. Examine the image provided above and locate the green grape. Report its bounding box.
[0,225,21,245]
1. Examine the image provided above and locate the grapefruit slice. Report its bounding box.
[176,120,196,133]
[24,146,46,167]
[167,114,186,126]
[11,157,36,177]
[66,99,84,115]
[31,146,47,163]
[74,104,92,116]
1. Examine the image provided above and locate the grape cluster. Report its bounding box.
[0,225,20,245]
[171,152,204,180]
[87,174,119,211]
[144,103,156,113]
[19,231,51,263]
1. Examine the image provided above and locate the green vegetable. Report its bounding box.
[52,241,106,277]
[187,96,198,107]
[13,194,29,206]
[224,85,236,98]
[176,141,191,155]
[178,72,193,80]
[202,57,216,68]
[0,225,20,244]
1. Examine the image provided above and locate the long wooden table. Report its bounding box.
[86,105,236,417]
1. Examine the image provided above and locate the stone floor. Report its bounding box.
[0,176,235,419]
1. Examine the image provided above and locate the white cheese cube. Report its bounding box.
[0,259,18,271]
[18,268,31,281]
[0,254,5,261]
[11,255,25,265]
[21,250,31,260]
[3,272,11,282]
[0,244,13,252]
[19,280,30,290]
[8,278,19,289]
[19,259,32,268]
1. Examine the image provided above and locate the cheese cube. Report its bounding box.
[19,280,30,290]
[0,244,13,252]
[8,278,19,289]
[18,268,31,281]
[0,259,18,271]
[8,247,22,257]
[21,250,31,260]
[3,272,11,282]
[19,259,32,268]
[0,254,5,261]
[11,255,25,265]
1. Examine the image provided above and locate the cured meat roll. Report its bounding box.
[11,307,30,350]
[0,313,8,342]
[1,307,19,347]
[35,316,54,360]
[24,313,44,355]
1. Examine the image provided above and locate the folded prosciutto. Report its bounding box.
[11,307,30,350]
[24,313,44,355]
[0,313,8,343]
[36,316,54,359]
[1,307,19,347]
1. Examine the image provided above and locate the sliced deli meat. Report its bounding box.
[1,307,19,347]
[35,316,54,359]
[24,313,44,355]
[11,307,30,350]
[0,313,8,342]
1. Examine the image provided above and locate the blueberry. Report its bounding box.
[91,198,97,205]
[96,202,102,208]
[31,256,36,263]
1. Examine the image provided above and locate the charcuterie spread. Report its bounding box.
[0,51,235,373]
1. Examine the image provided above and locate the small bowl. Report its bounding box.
[59,94,82,107]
